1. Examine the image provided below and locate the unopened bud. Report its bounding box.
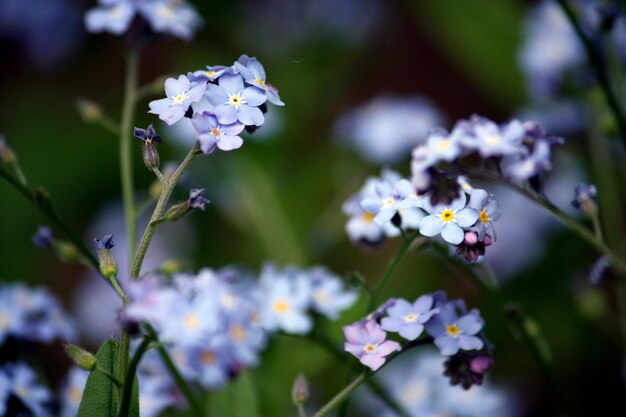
[165,188,209,222]
[161,259,183,275]
[134,124,161,170]
[55,242,79,262]
[95,234,117,278]
[292,373,309,405]
[75,98,103,123]
[64,343,97,371]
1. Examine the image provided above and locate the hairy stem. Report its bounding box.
[117,335,152,417]
[130,142,200,279]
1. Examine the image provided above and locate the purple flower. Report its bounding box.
[467,189,500,240]
[95,234,114,250]
[134,123,161,144]
[380,296,437,341]
[149,75,206,126]
[84,0,135,36]
[205,73,267,126]
[418,192,479,245]
[234,55,284,106]
[191,111,245,154]
[33,226,53,248]
[426,303,485,356]
[188,188,209,210]
[188,65,229,83]
[343,319,401,371]
[137,0,203,41]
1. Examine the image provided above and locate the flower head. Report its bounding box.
[343,319,401,371]
[467,189,500,240]
[205,73,267,127]
[426,302,485,356]
[149,75,206,125]
[234,54,284,106]
[191,111,245,154]
[134,123,161,144]
[309,267,357,319]
[188,65,229,83]
[418,193,479,245]
[381,295,437,341]
[95,234,115,250]
[188,188,209,210]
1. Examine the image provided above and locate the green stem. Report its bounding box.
[11,161,28,186]
[120,50,140,268]
[117,335,152,417]
[368,233,422,311]
[296,404,307,417]
[117,49,140,409]
[108,276,128,303]
[152,167,166,184]
[0,167,100,272]
[312,372,368,417]
[130,142,200,279]
[555,0,626,146]
[146,326,204,417]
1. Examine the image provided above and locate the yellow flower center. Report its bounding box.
[157,5,175,19]
[403,312,418,323]
[363,343,377,353]
[69,387,82,404]
[221,293,237,308]
[184,313,200,329]
[441,209,455,222]
[227,93,246,109]
[484,135,502,145]
[201,351,216,364]
[16,386,29,399]
[363,212,375,223]
[273,299,290,314]
[382,197,395,209]
[437,138,452,151]
[255,77,267,87]
[172,92,189,105]
[446,324,461,337]
[479,209,490,223]
[210,127,222,137]
[205,71,217,78]
[230,324,246,342]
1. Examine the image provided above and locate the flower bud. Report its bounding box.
[165,188,210,222]
[32,226,53,249]
[64,343,97,371]
[292,373,309,405]
[55,241,79,262]
[134,124,161,170]
[161,259,184,275]
[95,234,117,278]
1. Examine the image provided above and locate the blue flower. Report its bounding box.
[191,111,245,154]
[309,267,357,319]
[467,188,500,240]
[501,138,553,180]
[149,75,206,126]
[572,183,597,213]
[426,302,485,356]
[461,117,525,158]
[137,0,202,41]
[224,308,266,367]
[32,226,53,248]
[95,233,114,250]
[381,295,437,341]
[233,55,284,106]
[205,73,267,126]
[134,123,161,144]
[59,367,88,417]
[84,0,135,36]
[188,188,209,210]
[188,65,229,83]
[418,192,479,245]
[174,337,234,389]
[1,362,52,417]
[344,319,401,371]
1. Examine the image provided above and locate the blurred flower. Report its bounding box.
[59,366,88,417]
[0,362,52,417]
[571,182,597,215]
[0,283,75,345]
[309,267,357,319]
[460,117,524,158]
[32,226,53,249]
[381,295,437,341]
[84,0,202,40]
[343,319,401,371]
[149,75,206,125]
[334,95,444,164]
[426,302,485,356]
[361,176,423,227]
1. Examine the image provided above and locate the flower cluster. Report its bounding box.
[343,291,492,383]
[344,168,500,261]
[256,264,358,335]
[148,54,284,154]
[125,268,265,389]
[0,283,75,345]
[85,0,203,40]
[0,362,52,417]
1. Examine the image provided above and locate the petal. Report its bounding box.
[449,193,467,211]
[248,58,266,80]
[413,295,433,314]
[457,335,484,351]
[434,336,459,356]
[373,209,396,227]
[387,299,412,317]
[399,208,425,229]
[376,340,401,356]
[469,189,488,210]
[281,313,312,334]
[399,324,423,341]
[380,317,404,332]
[344,342,364,357]
[148,98,170,114]
[221,122,245,135]
[343,323,366,345]
[237,105,264,126]
[198,134,217,154]
[425,317,446,337]
[214,104,238,125]
[219,73,244,94]
[205,83,229,106]
[419,215,443,237]
[233,61,254,80]
[458,314,484,335]
[360,353,385,371]
[441,222,463,245]
[242,86,267,106]
[159,106,185,126]
[187,82,207,103]
[455,208,479,227]
[191,112,217,133]
[217,135,244,151]
[267,88,285,106]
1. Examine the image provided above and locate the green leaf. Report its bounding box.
[77,338,140,417]
[207,371,259,417]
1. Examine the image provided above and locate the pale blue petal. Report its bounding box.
[457,335,484,351]
[214,104,238,125]
[399,324,423,341]
[219,74,244,94]
[419,215,443,237]
[217,135,243,151]
[205,83,229,106]
[238,105,264,126]
[434,335,459,356]
[441,222,463,244]
[242,87,267,106]
[455,208,479,227]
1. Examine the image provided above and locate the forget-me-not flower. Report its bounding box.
[149,75,206,125]
[234,54,284,106]
[59,367,88,417]
[137,0,202,41]
[468,189,500,240]
[419,192,479,245]
[2,362,52,417]
[344,319,401,371]
[188,65,229,83]
[426,303,485,356]
[462,117,525,158]
[309,267,357,319]
[191,111,245,154]
[381,295,438,341]
[205,73,267,126]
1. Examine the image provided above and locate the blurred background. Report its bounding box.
[1,0,625,416]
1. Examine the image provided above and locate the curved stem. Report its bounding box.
[117,335,152,417]
[145,325,204,417]
[130,142,200,279]
[0,167,100,272]
[555,0,626,146]
[368,233,422,311]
